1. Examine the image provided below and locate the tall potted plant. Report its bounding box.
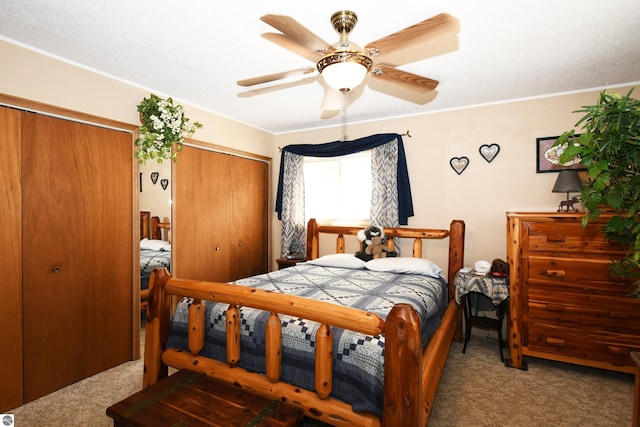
[556,88,640,296]
[135,94,202,164]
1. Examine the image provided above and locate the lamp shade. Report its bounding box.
[317,50,372,93]
[552,170,583,193]
[321,61,368,92]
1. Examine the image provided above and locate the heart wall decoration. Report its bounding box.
[150,171,159,184]
[450,156,469,175]
[479,143,500,163]
[160,178,169,190]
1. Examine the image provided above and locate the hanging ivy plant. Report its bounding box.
[135,94,203,164]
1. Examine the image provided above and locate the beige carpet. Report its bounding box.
[9,334,634,426]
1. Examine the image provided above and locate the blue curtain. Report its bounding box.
[275,133,414,224]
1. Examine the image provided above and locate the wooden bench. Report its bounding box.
[106,369,304,427]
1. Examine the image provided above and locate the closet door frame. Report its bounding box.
[0,94,142,361]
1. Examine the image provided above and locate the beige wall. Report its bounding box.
[0,39,275,158]
[272,85,637,273]
[2,39,636,276]
[139,160,172,235]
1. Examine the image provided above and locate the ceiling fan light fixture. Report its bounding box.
[317,51,372,92]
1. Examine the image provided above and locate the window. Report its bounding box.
[303,151,371,223]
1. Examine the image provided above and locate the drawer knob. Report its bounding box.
[607,345,628,355]
[546,303,566,312]
[545,269,566,277]
[546,336,565,347]
[609,311,630,319]
[546,234,566,242]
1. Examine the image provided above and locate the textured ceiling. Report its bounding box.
[1,1,639,134]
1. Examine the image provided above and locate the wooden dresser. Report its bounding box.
[506,212,640,373]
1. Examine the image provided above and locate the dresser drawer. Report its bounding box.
[526,256,631,292]
[526,287,640,333]
[526,322,640,368]
[524,221,625,255]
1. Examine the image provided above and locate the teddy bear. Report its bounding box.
[365,235,395,259]
[355,225,397,261]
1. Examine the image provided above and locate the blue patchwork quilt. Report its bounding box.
[140,248,171,290]
[166,260,447,417]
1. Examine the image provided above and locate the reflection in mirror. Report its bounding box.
[139,160,172,321]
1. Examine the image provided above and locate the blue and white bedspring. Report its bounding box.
[166,261,447,417]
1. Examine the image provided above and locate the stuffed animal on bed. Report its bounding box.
[355,225,398,261]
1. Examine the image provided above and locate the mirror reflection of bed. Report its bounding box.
[139,212,171,312]
[138,161,172,349]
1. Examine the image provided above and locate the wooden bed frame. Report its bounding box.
[140,211,170,241]
[140,211,171,311]
[143,218,465,426]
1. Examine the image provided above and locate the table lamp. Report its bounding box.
[552,170,583,212]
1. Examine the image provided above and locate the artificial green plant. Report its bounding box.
[135,94,202,164]
[556,88,640,296]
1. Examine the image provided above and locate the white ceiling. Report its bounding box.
[1,1,639,134]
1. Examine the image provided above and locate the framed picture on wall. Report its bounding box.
[536,135,586,173]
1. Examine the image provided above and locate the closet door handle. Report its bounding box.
[215,245,221,251]
[52,266,61,273]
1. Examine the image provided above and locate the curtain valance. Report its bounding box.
[275,133,414,224]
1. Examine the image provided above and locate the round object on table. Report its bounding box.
[474,260,491,274]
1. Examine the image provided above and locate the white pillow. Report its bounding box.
[305,253,367,269]
[365,257,443,278]
[140,238,171,251]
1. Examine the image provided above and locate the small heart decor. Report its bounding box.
[450,156,469,175]
[150,171,159,184]
[160,178,169,190]
[479,143,500,163]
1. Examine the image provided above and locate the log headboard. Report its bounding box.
[140,211,151,240]
[305,218,465,293]
[140,211,170,241]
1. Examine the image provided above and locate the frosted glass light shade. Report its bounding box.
[321,61,368,92]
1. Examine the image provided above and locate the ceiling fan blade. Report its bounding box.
[368,65,439,104]
[237,67,316,87]
[321,88,342,112]
[238,76,318,98]
[365,13,460,59]
[370,64,438,92]
[261,14,333,56]
[318,79,365,112]
[262,32,330,62]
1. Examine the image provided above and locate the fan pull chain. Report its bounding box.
[341,89,348,142]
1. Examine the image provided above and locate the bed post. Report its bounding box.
[447,220,465,342]
[143,268,171,388]
[306,218,319,260]
[382,303,422,427]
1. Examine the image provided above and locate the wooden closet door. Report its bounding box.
[174,145,232,281]
[21,112,133,402]
[229,155,269,281]
[0,106,23,411]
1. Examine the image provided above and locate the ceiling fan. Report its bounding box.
[237,10,460,109]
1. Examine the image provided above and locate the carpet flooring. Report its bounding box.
[8,334,634,426]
